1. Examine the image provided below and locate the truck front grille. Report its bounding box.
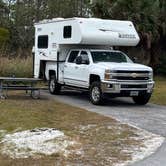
[121,84,147,89]
[115,70,149,74]
[112,70,150,81]
[113,76,149,80]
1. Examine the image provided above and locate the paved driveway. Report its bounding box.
[44,90,166,166]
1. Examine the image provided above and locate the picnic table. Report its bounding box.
[0,77,42,99]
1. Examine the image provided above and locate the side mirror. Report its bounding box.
[76,56,82,65]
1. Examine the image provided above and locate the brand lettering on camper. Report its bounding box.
[119,33,136,39]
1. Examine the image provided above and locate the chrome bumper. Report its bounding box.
[101,80,154,94]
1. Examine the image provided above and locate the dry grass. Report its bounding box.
[0,56,33,77]
[151,76,166,105]
[0,91,145,166]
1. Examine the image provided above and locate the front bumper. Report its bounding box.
[101,80,154,96]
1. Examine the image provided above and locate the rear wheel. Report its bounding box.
[49,76,61,94]
[132,93,152,105]
[89,81,104,105]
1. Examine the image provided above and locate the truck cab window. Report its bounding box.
[63,26,72,38]
[68,51,79,63]
[38,35,48,48]
[80,51,89,64]
[91,51,128,63]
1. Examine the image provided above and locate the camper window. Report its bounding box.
[63,26,72,38]
[38,35,48,49]
[68,51,79,63]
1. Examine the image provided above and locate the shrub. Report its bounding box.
[156,52,166,75]
[0,27,9,44]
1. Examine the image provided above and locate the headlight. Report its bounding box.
[104,69,111,80]
[149,71,153,80]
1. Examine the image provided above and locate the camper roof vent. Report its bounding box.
[52,18,64,21]
[89,18,101,20]
[39,19,50,23]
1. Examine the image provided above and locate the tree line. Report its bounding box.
[0,0,166,74]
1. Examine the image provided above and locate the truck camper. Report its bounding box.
[33,17,154,105]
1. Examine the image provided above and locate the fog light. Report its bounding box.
[107,84,113,88]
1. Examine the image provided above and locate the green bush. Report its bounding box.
[156,52,166,75]
[0,27,9,44]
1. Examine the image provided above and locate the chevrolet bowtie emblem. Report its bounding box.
[131,73,138,78]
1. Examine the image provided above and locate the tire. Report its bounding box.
[89,81,104,105]
[132,93,152,105]
[49,76,61,95]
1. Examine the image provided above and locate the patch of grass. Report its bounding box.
[0,91,144,166]
[151,76,166,105]
[0,56,32,77]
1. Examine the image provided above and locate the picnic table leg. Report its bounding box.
[30,81,40,99]
[0,80,2,98]
[0,80,5,99]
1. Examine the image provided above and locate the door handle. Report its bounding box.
[75,66,78,69]
[64,65,67,68]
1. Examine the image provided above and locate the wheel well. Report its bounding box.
[89,75,100,85]
[49,70,56,79]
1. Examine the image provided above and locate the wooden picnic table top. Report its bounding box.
[0,77,42,82]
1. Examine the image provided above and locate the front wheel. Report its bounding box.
[89,81,104,105]
[49,76,61,95]
[132,93,152,105]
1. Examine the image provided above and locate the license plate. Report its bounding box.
[130,91,139,96]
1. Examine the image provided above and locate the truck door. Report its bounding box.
[64,50,90,88]
[64,50,79,86]
[74,51,90,87]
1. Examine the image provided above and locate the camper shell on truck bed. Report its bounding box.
[33,17,154,105]
[34,17,139,46]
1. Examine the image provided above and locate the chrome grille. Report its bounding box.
[112,71,150,81]
[121,84,147,89]
[115,70,149,74]
[112,76,149,80]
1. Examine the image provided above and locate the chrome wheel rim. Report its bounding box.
[92,87,100,102]
[50,79,55,92]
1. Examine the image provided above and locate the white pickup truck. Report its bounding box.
[47,49,154,105]
[33,18,154,105]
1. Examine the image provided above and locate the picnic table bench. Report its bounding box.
[0,77,42,99]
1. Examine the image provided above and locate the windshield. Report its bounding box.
[91,51,132,63]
